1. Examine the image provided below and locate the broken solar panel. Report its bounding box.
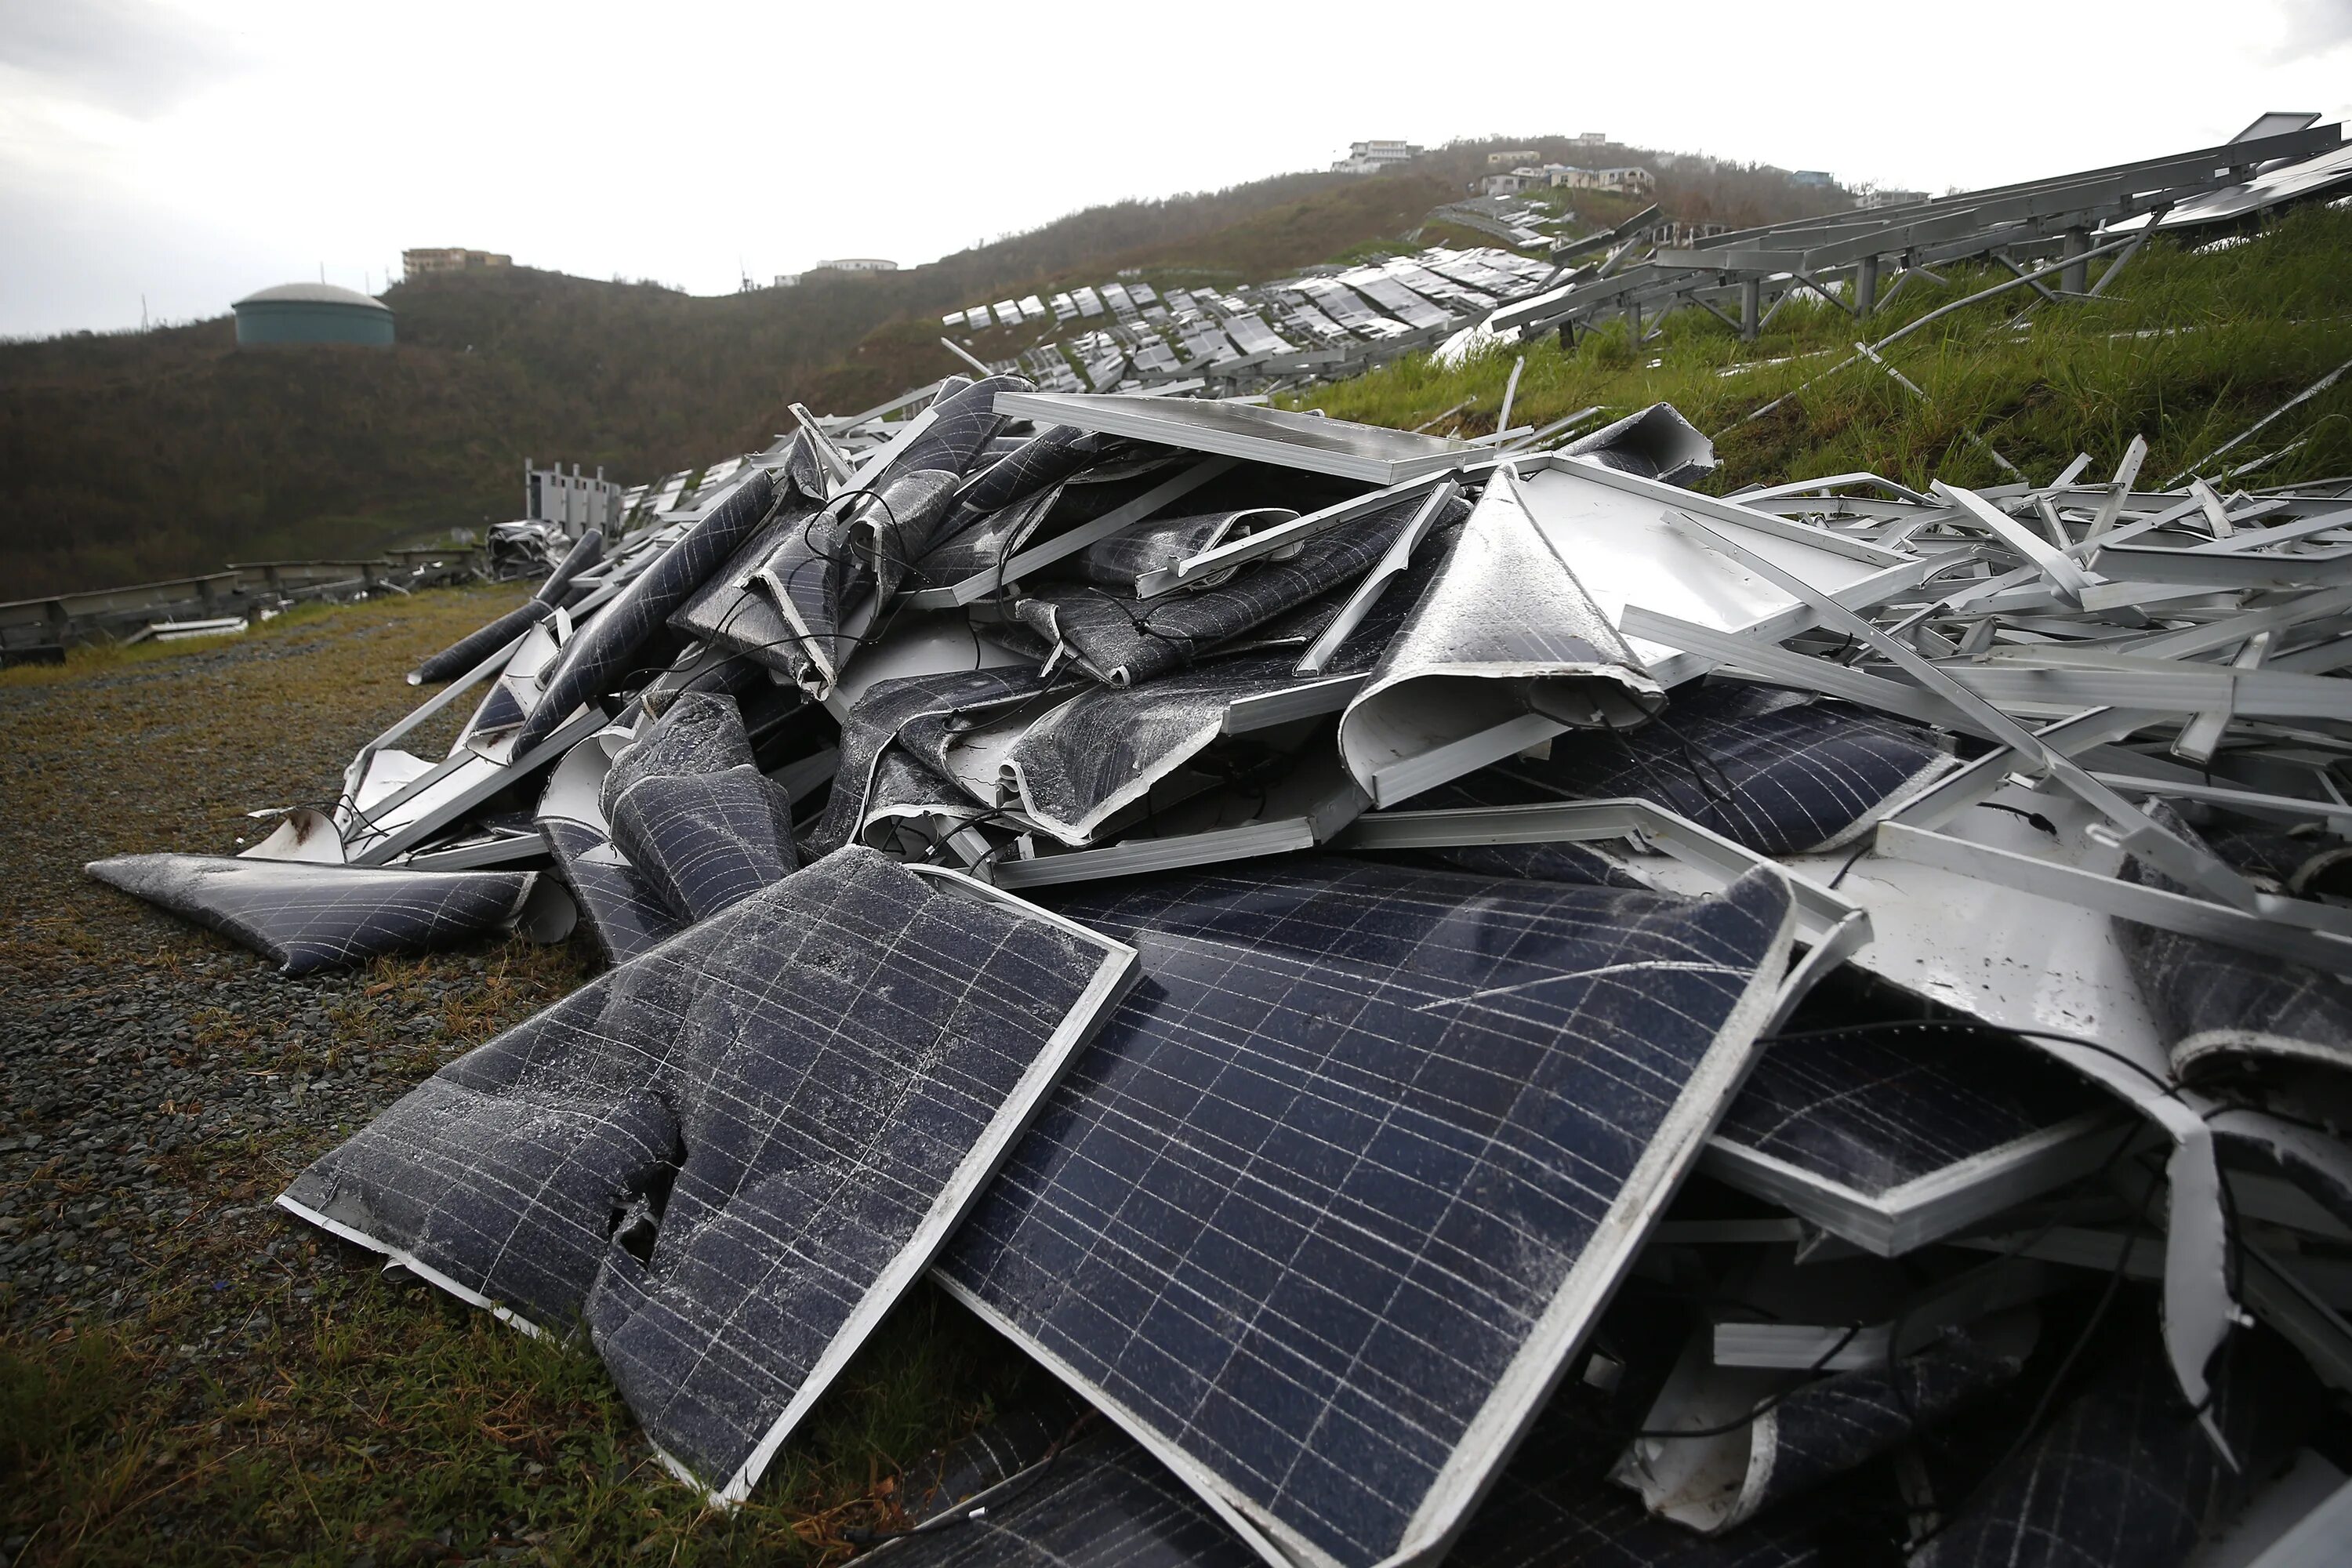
[869,1423,1264,1566]
[1013,499,1419,688]
[1914,1319,2315,1568]
[279,846,1136,1501]
[1621,1310,2037,1536]
[511,470,779,754]
[2116,807,2352,1083]
[1702,1018,2122,1255]
[600,693,799,924]
[1428,684,1953,856]
[84,854,539,976]
[538,731,688,964]
[936,855,1796,1568]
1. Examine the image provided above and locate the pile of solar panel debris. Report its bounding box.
[87,375,2352,1568]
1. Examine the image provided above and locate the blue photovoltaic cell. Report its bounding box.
[938,855,1793,1568]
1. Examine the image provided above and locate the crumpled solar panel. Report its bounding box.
[1428,685,1953,855]
[938,855,1796,1568]
[511,471,779,754]
[1562,403,1718,488]
[601,694,798,923]
[955,426,1123,517]
[84,855,536,976]
[978,655,1309,844]
[870,1423,1264,1566]
[804,667,1055,859]
[1012,498,1420,686]
[667,445,834,673]
[537,734,688,964]
[1338,471,1666,807]
[1071,508,1301,593]
[1914,1322,2314,1566]
[2118,807,2352,1082]
[870,1341,1839,1567]
[411,528,604,684]
[278,846,1137,1500]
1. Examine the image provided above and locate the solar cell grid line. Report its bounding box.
[937,855,1798,1568]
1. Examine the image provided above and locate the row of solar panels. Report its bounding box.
[945,278,1178,332]
[960,246,1559,397]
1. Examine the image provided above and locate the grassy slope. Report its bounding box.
[1295,207,2352,492]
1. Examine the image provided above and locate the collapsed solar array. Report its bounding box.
[82,121,2352,1568]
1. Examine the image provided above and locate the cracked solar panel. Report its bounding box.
[511,470,779,754]
[84,855,536,977]
[1621,1316,2034,1536]
[855,375,1031,595]
[279,846,1137,1501]
[537,732,688,964]
[601,693,798,924]
[936,855,1796,1568]
[803,666,1054,859]
[1012,497,1421,688]
[1428,685,1951,855]
[1071,509,1301,594]
[1709,1020,2113,1211]
[869,1359,1834,1568]
[961,654,1312,845]
[668,441,833,671]
[868,1423,1269,1566]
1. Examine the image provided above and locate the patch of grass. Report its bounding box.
[1294,205,2352,488]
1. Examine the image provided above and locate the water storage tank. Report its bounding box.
[231,282,395,347]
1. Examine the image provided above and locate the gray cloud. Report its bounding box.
[0,0,250,117]
[2270,0,2352,59]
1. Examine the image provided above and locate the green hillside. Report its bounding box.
[1294,205,2352,495]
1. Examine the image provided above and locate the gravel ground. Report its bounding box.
[0,590,1030,1566]
[0,590,581,1334]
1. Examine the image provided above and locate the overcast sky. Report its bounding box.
[4,0,2350,339]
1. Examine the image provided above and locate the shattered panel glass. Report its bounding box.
[940,856,1795,1568]
[280,847,1132,1497]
